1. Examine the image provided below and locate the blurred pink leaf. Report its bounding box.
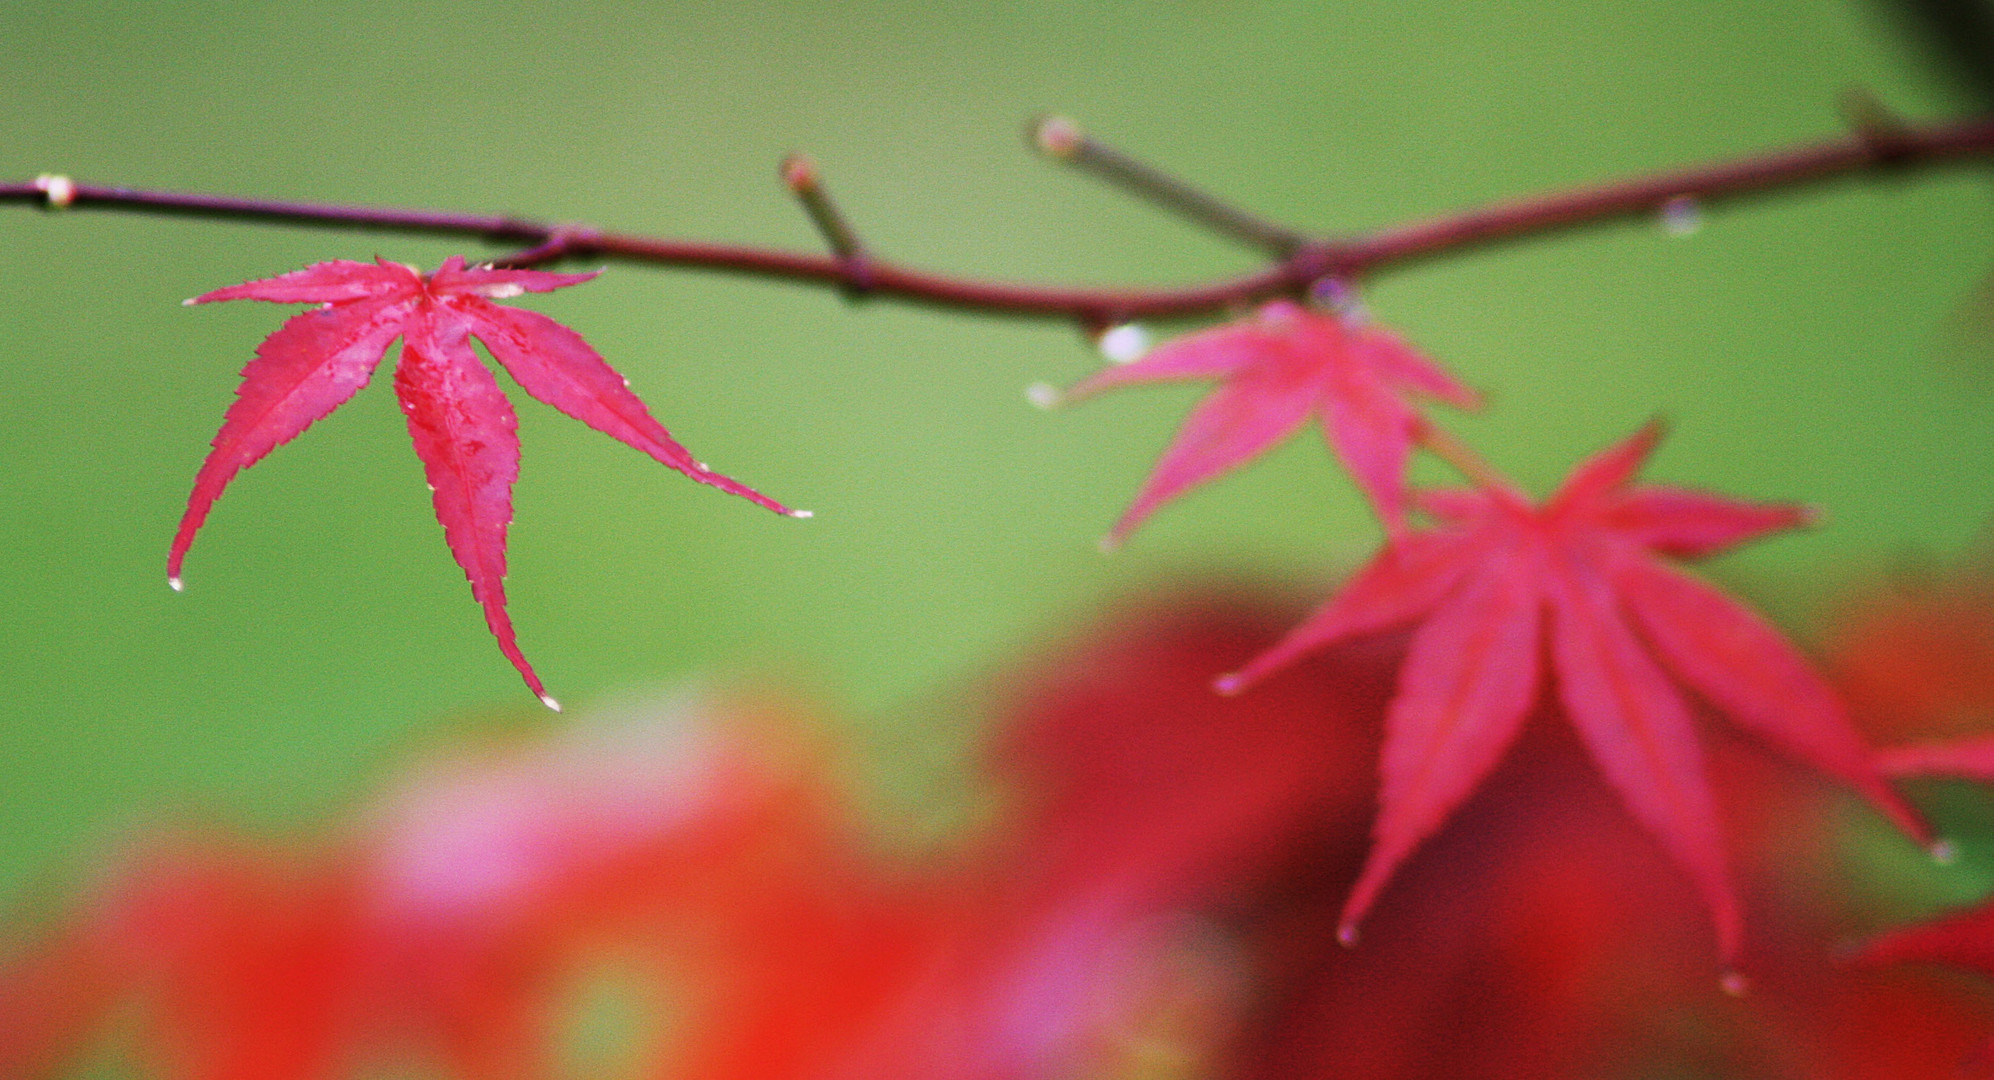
[1063,300,1477,542]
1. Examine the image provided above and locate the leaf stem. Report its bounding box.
[1412,418,1513,493]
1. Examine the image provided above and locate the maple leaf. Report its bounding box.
[1880,734,1994,781]
[1059,300,1479,544]
[1213,422,1933,967]
[170,257,801,707]
[1860,901,1994,979]
[1854,901,1994,1079]
[0,689,1210,1080]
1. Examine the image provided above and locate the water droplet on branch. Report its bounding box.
[1659,195,1703,237]
[1311,278,1368,325]
[1098,323,1149,364]
[34,173,75,210]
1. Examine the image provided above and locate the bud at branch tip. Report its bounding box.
[780,154,819,195]
[1033,114,1084,160]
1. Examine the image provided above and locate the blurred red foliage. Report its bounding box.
[1825,565,1994,1078]
[5,585,1994,1079]
[1006,589,1993,1078]
[1827,566,1994,745]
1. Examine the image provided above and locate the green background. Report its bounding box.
[0,1,1987,904]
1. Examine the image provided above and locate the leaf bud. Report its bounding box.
[780,154,819,195]
[1033,115,1084,160]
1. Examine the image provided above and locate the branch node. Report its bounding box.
[1288,241,1351,286]
[33,173,75,210]
[1839,86,1917,166]
[1077,310,1121,342]
[781,154,874,296]
[1028,115,1308,258]
[489,226,601,269]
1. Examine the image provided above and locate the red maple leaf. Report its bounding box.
[1060,300,1479,544]
[1855,901,1994,1079]
[170,257,801,707]
[1213,422,1932,967]
[1880,734,1994,780]
[1861,901,1994,981]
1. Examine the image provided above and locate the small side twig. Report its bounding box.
[781,154,875,295]
[1031,114,1310,257]
[1841,86,1919,165]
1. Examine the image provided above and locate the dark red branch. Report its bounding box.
[1344,117,1994,274]
[8,117,1994,326]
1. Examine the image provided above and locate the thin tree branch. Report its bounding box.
[780,154,876,294]
[1344,116,1994,274]
[7,117,1994,326]
[1030,114,1309,256]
